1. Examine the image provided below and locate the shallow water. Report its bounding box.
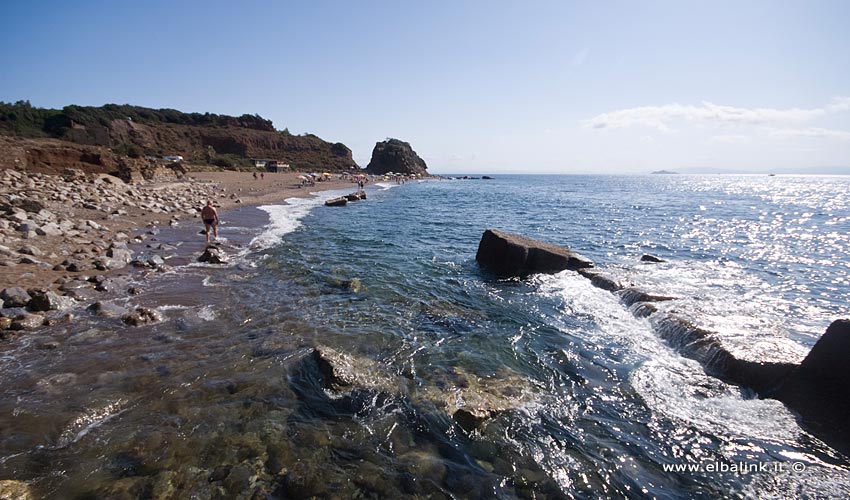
[1,175,849,499]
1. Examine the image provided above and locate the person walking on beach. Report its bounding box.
[201,200,219,243]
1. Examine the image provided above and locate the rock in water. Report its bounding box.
[27,289,75,312]
[121,307,162,326]
[640,254,664,263]
[365,138,428,176]
[475,229,593,277]
[773,319,850,449]
[311,346,404,395]
[198,245,228,264]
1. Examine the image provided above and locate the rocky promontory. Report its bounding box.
[365,138,428,176]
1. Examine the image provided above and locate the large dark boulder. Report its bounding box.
[27,289,74,312]
[365,138,428,175]
[772,319,850,450]
[475,229,593,277]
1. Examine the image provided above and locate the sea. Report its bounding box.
[1,174,849,499]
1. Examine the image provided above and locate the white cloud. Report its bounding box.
[583,97,850,132]
[707,134,750,144]
[768,127,850,141]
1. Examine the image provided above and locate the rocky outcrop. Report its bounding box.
[477,231,850,452]
[772,319,850,449]
[365,139,428,175]
[476,229,593,276]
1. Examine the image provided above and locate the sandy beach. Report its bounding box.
[0,169,362,299]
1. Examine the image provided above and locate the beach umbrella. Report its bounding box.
[323,172,331,177]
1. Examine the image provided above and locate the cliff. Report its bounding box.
[0,101,358,172]
[365,138,428,175]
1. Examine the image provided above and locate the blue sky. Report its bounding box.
[2,1,848,173]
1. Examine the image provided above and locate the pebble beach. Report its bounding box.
[0,168,356,333]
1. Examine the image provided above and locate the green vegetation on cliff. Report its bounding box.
[0,101,274,136]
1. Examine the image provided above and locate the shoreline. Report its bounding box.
[0,169,369,332]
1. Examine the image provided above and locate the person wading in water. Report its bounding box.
[201,200,220,243]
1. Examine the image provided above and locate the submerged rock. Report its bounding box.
[417,367,537,431]
[311,345,404,395]
[122,307,162,326]
[0,480,33,500]
[88,301,130,319]
[10,312,44,331]
[476,229,593,277]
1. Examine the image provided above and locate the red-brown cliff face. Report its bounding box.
[0,102,359,172]
[63,120,357,171]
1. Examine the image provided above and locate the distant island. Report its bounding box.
[651,170,679,175]
[666,166,850,175]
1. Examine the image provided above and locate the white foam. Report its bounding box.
[54,399,128,449]
[250,190,351,251]
[534,270,661,360]
[197,305,217,321]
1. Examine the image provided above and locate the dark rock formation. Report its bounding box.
[27,289,74,312]
[476,229,593,277]
[324,197,347,207]
[365,139,428,175]
[577,269,624,292]
[198,245,228,264]
[640,254,665,263]
[772,319,850,450]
